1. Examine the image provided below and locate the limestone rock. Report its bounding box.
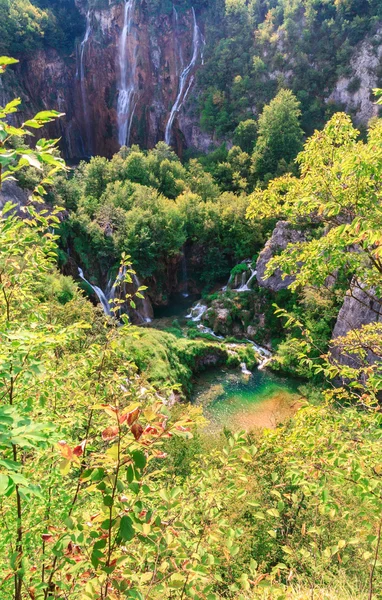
[331,281,382,367]
[0,180,30,213]
[328,27,382,124]
[256,221,305,292]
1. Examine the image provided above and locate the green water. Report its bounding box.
[193,368,302,432]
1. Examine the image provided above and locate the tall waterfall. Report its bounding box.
[165,7,202,146]
[78,12,92,155]
[117,0,137,147]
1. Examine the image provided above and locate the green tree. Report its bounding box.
[233,118,258,153]
[251,89,303,182]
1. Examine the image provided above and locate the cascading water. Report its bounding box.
[78,12,92,155]
[132,274,152,323]
[117,0,137,147]
[165,7,202,146]
[78,265,151,323]
[185,302,224,339]
[185,296,272,367]
[246,340,272,370]
[237,267,257,292]
[186,302,207,322]
[222,262,257,293]
[78,267,112,316]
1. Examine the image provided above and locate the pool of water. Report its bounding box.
[193,367,303,432]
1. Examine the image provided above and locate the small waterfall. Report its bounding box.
[78,265,151,323]
[186,302,207,322]
[237,267,257,292]
[240,362,252,376]
[246,340,272,370]
[117,0,137,147]
[197,325,224,340]
[132,274,152,323]
[185,299,273,368]
[165,7,202,146]
[78,267,112,316]
[222,262,257,293]
[78,11,92,155]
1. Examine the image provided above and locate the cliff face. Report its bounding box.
[256,221,305,292]
[328,27,382,125]
[7,0,208,160]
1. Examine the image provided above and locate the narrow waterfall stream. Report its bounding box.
[78,12,92,155]
[78,267,112,316]
[165,7,202,145]
[117,0,137,147]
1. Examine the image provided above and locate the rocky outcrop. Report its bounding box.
[331,280,382,367]
[0,180,30,213]
[0,180,68,221]
[256,221,305,292]
[328,27,382,124]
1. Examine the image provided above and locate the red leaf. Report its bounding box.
[126,407,140,426]
[131,422,143,440]
[143,425,158,435]
[73,440,86,457]
[102,426,119,441]
[41,534,54,543]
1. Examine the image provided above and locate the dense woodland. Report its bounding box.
[1,0,382,599]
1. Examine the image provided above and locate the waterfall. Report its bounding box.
[237,267,257,292]
[78,265,152,323]
[117,0,137,147]
[186,302,207,322]
[185,298,273,368]
[132,274,152,323]
[78,267,112,316]
[246,340,272,370]
[222,262,257,293]
[165,7,202,146]
[240,362,252,376]
[78,11,92,155]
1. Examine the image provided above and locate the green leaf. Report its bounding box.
[120,515,135,541]
[132,450,146,470]
[0,56,19,65]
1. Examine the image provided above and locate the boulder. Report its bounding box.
[256,221,305,292]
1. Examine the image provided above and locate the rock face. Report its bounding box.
[256,221,305,292]
[0,180,30,213]
[331,281,382,367]
[5,0,211,161]
[328,27,382,124]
